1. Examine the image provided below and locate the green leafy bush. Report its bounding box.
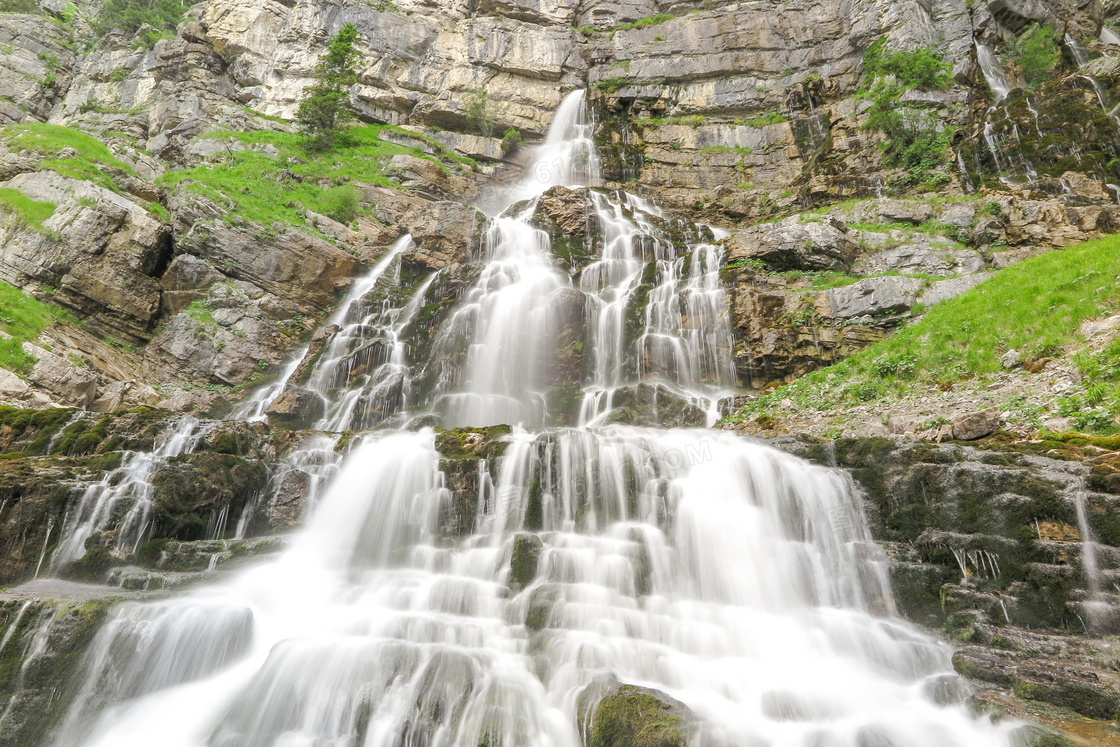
[1013,24,1060,87]
[500,127,522,154]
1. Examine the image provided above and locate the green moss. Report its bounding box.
[590,686,687,747]
[433,425,511,460]
[1012,24,1061,88]
[509,532,542,590]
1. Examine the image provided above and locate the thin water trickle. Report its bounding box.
[976,43,1011,103]
[47,90,1019,747]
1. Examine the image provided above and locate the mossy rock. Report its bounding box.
[509,532,542,591]
[433,425,511,461]
[581,680,691,747]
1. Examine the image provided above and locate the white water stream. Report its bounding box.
[44,91,1017,746]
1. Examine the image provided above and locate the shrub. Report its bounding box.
[322,184,360,224]
[500,127,522,154]
[464,85,501,136]
[1013,24,1060,87]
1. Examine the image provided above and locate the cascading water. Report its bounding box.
[975,43,1011,103]
[47,90,1019,746]
[51,415,210,568]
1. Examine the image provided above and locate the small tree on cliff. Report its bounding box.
[298,23,361,150]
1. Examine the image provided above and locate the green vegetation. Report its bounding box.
[0,0,40,13]
[616,13,674,31]
[464,84,501,137]
[0,188,56,233]
[633,115,706,127]
[321,184,360,224]
[0,281,75,373]
[858,39,953,188]
[500,127,522,154]
[577,13,674,34]
[93,0,190,48]
[0,123,135,192]
[740,111,787,127]
[594,77,630,93]
[159,125,467,235]
[1013,24,1061,87]
[725,233,1120,433]
[297,23,361,150]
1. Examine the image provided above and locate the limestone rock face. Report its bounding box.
[727,218,858,272]
[403,201,485,270]
[825,276,924,319]
[0,171,169,344]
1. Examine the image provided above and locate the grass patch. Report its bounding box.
[725,233,1120,431]
[0,188,56,233]
[159,125,471,235]
[0,123,135,193]
[739,111,787,127]
[0,281,75,373]
[633,115,706,127]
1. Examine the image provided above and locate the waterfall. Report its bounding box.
[975,43,1011,103]
[47,90,1018,747]
[51,415,210,568]
[1103,27,1120,45]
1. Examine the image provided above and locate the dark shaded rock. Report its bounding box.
[605,384,706,428]
[0,597,117,747]
[526,583,561,632]
[510,532,542,591]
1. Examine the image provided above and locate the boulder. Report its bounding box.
[580,677,691,747]
[264,387,325,427]
[824,276,923,319]
[727,218,857,272]
[875,198,934,224]
[951,408,1001,441]
[855,244,985,278]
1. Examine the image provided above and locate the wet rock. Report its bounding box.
[824,276,922,319]
[264,388,325,428]
[526,583,561,631]
[509,532,542,591]
[605,384,707,428]
[1013,663,1120,719]
[951,408,1001,441]
[0,596,117,747]
[727,218,858,272]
